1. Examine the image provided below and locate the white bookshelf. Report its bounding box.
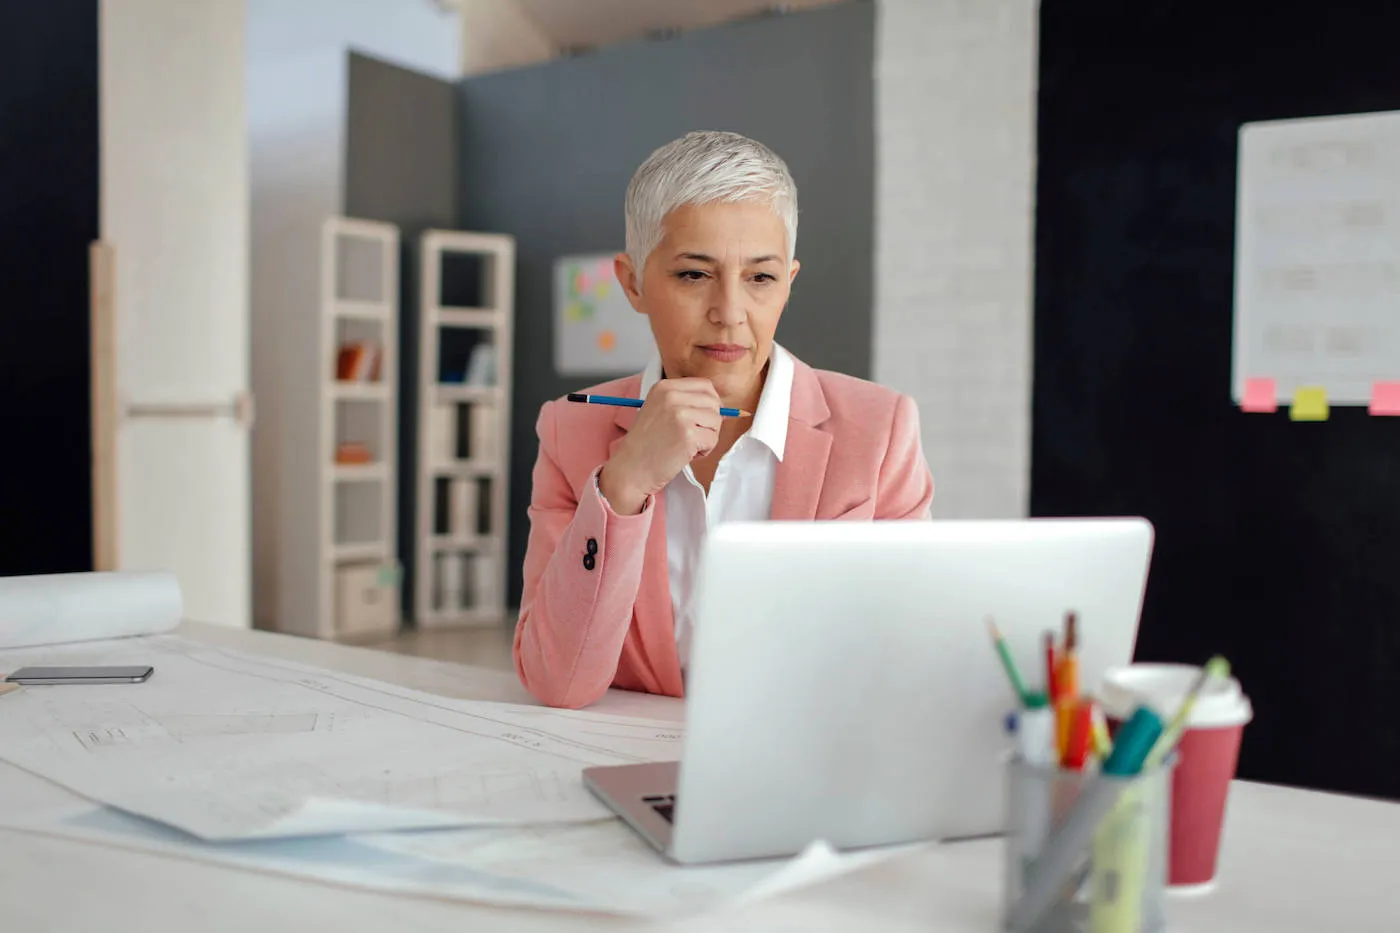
[264,216,402,643]
[416,230,515,629]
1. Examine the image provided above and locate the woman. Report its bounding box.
[515,130,934,708]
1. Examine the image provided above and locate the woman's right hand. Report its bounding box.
[597,378,722,515]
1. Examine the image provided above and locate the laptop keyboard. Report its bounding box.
[642,794,676,823]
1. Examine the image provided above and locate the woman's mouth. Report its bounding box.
[699,345,748,363]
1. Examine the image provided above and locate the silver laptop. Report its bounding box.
[583,518,1154,864]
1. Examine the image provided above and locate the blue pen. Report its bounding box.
[567,393,752,418]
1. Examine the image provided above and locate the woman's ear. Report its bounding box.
[788,258,801,285]
[614,253,645,311]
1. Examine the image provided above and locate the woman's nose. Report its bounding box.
[709,276,746,326]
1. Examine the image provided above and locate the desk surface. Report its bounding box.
[1,623,1396,932]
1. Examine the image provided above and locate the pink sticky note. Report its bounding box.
[1370,381,1400,416]
[1240,377,1277,413]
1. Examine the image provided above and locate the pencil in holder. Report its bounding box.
[1002,755,1173,933]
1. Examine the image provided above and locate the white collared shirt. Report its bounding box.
[637,343,795,672]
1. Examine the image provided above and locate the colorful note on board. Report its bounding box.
[1289,386,1329,421]
[1370,382,1400,416]
[1240,378,1277,413]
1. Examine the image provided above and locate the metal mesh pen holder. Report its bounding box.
[1001,754,1174,933]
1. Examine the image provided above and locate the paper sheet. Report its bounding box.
[0,635,682,840]
[357,821,917,917]
[0,572,182,649]
[0,761,921,918]
[1233,110,1400,405]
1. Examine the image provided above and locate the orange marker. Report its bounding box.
[1054,612,1080,758]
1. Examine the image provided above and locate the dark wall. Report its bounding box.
[1033,0,1400,800]
[456,1,876,607]
[343,51,459,616]
[0,4,99,575]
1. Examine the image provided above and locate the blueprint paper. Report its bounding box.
[0,571,182,649]
[0,762,920,918]
[356,821,917,917]
[0,635,682,840]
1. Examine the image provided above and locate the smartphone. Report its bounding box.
[5,665,154,685]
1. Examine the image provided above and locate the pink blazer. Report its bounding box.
[513,355,934,708]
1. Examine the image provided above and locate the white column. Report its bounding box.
[874,0,1040,519]
[100,0,251,626]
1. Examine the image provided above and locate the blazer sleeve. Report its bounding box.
[875,394,935,520]
[513,400,654,708]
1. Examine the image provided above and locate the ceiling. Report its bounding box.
[509,0,844,51]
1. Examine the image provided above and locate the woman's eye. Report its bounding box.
[676,270,707,281]
[752,273,776,283]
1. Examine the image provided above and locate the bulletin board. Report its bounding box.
[552,253,655,377]
[1033,0,1400,802]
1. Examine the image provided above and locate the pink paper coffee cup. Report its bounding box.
[1099,664,1252,891]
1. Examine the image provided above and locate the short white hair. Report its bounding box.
[624,130,798,275]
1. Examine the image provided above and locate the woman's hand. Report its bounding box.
[598,378,722,515]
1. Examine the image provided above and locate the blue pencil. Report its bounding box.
[566,393,751,418]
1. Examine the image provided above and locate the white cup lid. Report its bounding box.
[1098,663,1252,729]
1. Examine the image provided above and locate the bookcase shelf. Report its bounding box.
[265,216,402,644]
[416,230,514,629]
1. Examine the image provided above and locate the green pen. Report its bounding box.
[987,618,1031,707]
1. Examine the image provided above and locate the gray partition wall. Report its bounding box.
[343,51,459,616]
[455,2,877,606]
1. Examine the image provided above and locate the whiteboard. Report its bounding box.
[1233,110,1400,405]
[553,253,655,377]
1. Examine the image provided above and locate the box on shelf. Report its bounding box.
[472,551,497,609]
[334,561,398,638]
[430,404,455,465]
[336,341,382,382]
[465,342,496,386]
[434,551,464,612]
[335,441,373,465]
[450,478,477,538]
[470,403,496,459]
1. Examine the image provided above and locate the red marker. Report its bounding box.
[1044,631,1058,704]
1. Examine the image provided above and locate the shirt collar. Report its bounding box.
[638,343,794,461]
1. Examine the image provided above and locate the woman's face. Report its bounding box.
[616,200,799,407]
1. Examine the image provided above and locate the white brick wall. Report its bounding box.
[874,0,1039,518]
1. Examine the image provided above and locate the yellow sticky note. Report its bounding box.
[0,682,20,697]
[1290,386,1329,421]
[593,281,610,299]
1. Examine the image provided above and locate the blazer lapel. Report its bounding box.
[770,423,832,520]
[769,359,833,521]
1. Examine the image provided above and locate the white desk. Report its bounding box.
[1,623,1396,932]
